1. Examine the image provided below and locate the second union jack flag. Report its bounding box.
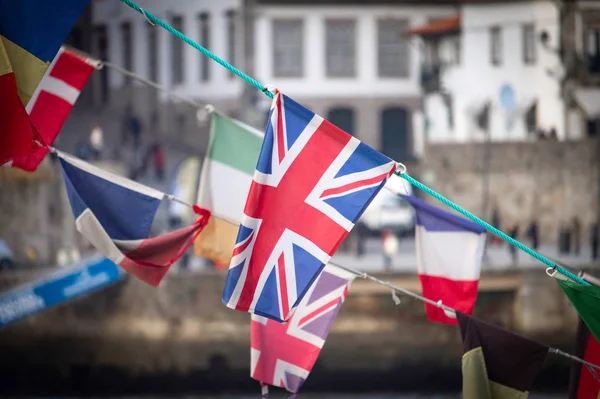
[251,264,355,394]
[222,90,396,322]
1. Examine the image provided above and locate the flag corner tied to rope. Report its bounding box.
[223,90,397,322]
[195,112,263,265]
[59,153,210,287]
[568,317,600,399]
[0,0,91,167]
[557,278,600,347]
[402,195,486,324]
[457,312,548,399]
[251,264,355,394]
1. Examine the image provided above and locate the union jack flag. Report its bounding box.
[222,91,396,322]
[251,264,355,394]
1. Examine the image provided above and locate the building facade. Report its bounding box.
[411,0,568,143]
[253,0,457,162]
[562,0,600,137]
[89,0,460,164]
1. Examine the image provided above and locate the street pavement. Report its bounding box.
[331,237,597,273]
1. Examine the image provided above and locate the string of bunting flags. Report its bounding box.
[38,91,600,397]
[2,0,600,397]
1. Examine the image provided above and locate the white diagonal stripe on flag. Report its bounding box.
[30,75,80,109]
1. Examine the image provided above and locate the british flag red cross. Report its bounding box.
[222,91,396,322]
[250,264,355,393]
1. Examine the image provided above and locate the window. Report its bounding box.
[380,107,410,162]
[199,13,210,81]
[522,24,536,64]
[327,108,355,136]
[94,25,109,104]
[148,24,158,82]
[326,19,356,77]
[226,10,237,79]
[171,16,184,84]
[272,19,304,77]
[490,26,502,66]
[587,27,600,74]
[377,19,409,77]
[121,22,132,85]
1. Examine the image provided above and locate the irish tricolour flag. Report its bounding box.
[195,112,263,265]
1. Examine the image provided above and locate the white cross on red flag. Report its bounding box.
[8,47,97,171]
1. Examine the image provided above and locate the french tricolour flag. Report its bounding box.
[401,195,486,324]
[59,152,210,287]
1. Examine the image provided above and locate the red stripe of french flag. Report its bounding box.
[402,194,486,325]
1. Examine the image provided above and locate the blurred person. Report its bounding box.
[89,122,104,160]
[572,216,581,256]
[592,221,599,261]
[76,141,91,160]
[382,229,398,271]
[356,221,367,257]
[526,219,539,250]
[508,223,519,264]
[122,105,143,150]
[151,142,165,181]
[491,207,501,245]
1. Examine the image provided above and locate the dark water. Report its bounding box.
[170,395,563,398]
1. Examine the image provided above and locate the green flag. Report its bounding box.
[557,279,600,344]
[194,111,263,265]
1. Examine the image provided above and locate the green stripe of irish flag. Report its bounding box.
[197,112,263,222]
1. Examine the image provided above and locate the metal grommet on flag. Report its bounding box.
[262,84,277,95]
[395,162,407,175]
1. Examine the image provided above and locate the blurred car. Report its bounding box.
[0,239,15,270]
[359,174,416,236]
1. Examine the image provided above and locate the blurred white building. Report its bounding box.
[253,0,456,162]
[92,0,245,106]
[91,0,462,164]
[410,0,569,142]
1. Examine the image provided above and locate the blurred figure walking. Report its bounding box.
[90,123,104,160]
[508,223,519,265]
[382,229,398,271]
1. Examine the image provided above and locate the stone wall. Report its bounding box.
[418,139,599,244]
[0,166,64,265]
[0,269,582,395]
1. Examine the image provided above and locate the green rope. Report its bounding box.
[401,173,589,286]
[119,0,273,99]
[119,0,588,286]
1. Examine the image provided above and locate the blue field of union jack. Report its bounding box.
[222,91,396,322]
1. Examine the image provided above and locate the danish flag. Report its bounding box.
[223,91,396,322]
[251,264,355,394]
[6,47,97,171]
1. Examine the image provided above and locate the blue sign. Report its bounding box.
[0,255,125,327]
